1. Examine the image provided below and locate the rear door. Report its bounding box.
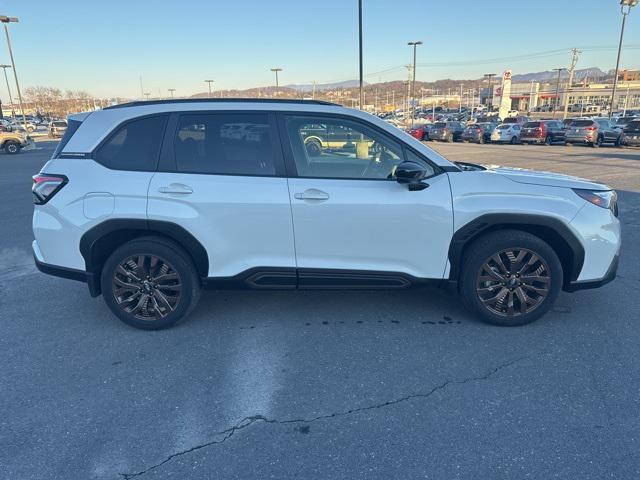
[279,113,453,283]
[147,112,296,280]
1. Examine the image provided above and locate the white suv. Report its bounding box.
[32,99,621,329]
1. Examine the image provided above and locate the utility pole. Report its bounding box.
[459,83,463,113]
[205,80,214,98]
[168,88,176,98]
[358,0,364,109]
[562,48,581,120]
[312,81,317,100]
[144,92,151,101]
[552,68,564,118]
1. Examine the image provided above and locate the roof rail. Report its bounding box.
[104,98,340,110]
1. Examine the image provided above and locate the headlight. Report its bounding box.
[573,188,618,215]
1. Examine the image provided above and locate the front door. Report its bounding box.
[280,113,453,284]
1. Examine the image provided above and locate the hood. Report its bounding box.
[484,165,610,190]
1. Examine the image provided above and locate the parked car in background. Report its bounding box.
[406,123,433,141]
[502,116,530,125]
[0,128,33,154]
[491,123,522,144]
[9,119,36,133]
[613,116,639,132]
[462,123,494,144]
[48,120,68,138]
[429,121,465,142]
[506,109,519,117]
[520,120,566,145]
[621,119,640,147]
[565,118,621,147]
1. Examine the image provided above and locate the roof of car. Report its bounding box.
[104,98,339,110]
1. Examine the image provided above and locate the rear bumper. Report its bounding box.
[33,241,100,296]
[565,254,618,292]
[521,136,545,143]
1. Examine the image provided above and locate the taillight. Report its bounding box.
[586,126,596,131]
[32,174,67,205]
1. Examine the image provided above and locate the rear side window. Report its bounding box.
[173,113,276,176]
[94,115,167,171]
[52,119,82,158]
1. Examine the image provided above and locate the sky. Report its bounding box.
[3,0,640,98]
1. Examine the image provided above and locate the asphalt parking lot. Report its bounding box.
[2,140,639,479]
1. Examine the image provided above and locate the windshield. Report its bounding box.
[523,122,540,128]
[497,125,510,130]
[433,122,446,128]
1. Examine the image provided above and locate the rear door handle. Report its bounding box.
[294,189,330,201]
[158,183,193,195]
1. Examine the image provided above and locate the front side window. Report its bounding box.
[94,115,167,171]
[174,113,276,176]
[285,115,412,180]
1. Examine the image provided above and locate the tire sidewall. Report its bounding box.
[460,230,563,326]
[5,141,19,154]
[100,238,200,330]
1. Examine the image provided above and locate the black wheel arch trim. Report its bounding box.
[447,213,585,288]
[79,219,209,296]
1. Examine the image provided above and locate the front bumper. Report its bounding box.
[565,254,618,292]
[622,135,640,146]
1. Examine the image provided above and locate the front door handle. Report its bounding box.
[158,183,193,195]
[294,189,330,201]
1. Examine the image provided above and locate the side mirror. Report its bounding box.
[395,161,429,191]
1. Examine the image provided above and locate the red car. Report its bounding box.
[406,124,431,141]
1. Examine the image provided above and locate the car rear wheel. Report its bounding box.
[460,230,563,326]
[4,141,20,154]
[510,136,517,145]
[100,237,201,330]
[592,135,602,148]
[544,135,552,145]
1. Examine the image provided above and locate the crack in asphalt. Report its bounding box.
[120,357,526,479]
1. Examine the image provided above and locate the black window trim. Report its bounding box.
[90,113,169,172]
[159,110,287,178]
[275,111,443,182]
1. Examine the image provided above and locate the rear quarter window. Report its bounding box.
[52,119,82,158]
[93,115,167,171]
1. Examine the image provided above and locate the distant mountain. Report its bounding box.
[511,67,607,83]
[285,79,369,92]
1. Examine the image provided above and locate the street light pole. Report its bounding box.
[552,67,564,119]
[205,80,214,98]
[610,0,637,117]
[0,64,14,116]
[168,88,175,98]
[484,73,496,112]
[0,16,26,130]
[270,68,282,97]
[358,0,364,109]
[407,41,422,123]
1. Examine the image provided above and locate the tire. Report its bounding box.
[544,135,552,146]
[591,136,602,148]
[510,136,517,145]
[446,133,453,143]
[479,136,485,144]
[460,230,563,327]
[100,236,201,330]
[614,136,621,148]
[4,141,20,154]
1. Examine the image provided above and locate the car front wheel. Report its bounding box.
[4,141,20,154]
[100,237,201,330]
[460,230,563,326]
